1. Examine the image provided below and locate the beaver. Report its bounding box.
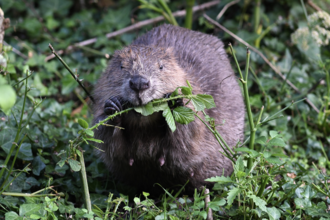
[93,24,245,194]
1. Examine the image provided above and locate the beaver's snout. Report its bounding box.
[129,75,150,92]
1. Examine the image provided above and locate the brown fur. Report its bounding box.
[93,24,245,194]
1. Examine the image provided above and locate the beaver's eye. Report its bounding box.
[120,64,123,69]
[159,65,164,70]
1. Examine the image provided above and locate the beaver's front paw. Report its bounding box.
[104,97,122,123]
[164,93,184,109]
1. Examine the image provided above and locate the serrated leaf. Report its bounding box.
[191,96,206,111]
[234,156,245,173]
[205,176,233,183]
[78,118,89,129]
[227,187,241,207]
[134,102,154,116]
[163,107,176,132]
[267,137,286,147]
[68,159,81,172]
[248,195,267,212]
[172,106,195,124]
[196,94,216,109]
[152,102,168,112]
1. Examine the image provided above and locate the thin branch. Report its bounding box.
[307,0,322,11]
[49,44,95,103]
[203,14,320,113]
[216,0,239,20]
[45,0,220,61]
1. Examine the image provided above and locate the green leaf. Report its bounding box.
[234,156,245,173]
[68,159,81,172]
[269,130,279,138]
[134,102,154,116]
[32,156,46,176]
[17,143,33,161]
[191,96,206,111]
[255,136,267,145]
[5,211,19,220]
[19,204,43,217]
[163,106,176,132]
[180,87,192,95]
[196,94,216,109]
[235,147,259,157]
[152,102,168,112]
[208,199,226,211]
[172,106,195,124]
[0,84,16,115]
[78,118,89,129]
[266,157,283,164]
[267,137,286,147]
[227,187,241,207]
[205,176,233,184]
[248,195,267,212]
[85,129,94,137]
[85,138,104,143]
[267,207,281,220]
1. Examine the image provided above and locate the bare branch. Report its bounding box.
[203,14,320,113]
[216,0,239,20]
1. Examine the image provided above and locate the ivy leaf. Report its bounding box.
[267,207,281,220]
[68,159,81,172]
[134,102,154,116]
[163,107,176,132]
[227,187,241,207]
[172,107,195,124]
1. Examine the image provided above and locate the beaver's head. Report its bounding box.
[106,45,187,106]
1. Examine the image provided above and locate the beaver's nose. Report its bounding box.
[129,75,150,92]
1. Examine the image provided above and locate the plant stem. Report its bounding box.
[185,0,194,29]
[79,149,92,216]
[0,76,28,189]
[1,192,65,197]
[104,193,113,220]
[253,0,261,33]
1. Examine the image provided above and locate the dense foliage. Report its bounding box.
[0,0,330,219]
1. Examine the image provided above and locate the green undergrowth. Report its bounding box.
[1,0,330,219]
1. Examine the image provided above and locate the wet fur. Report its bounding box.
[93,24,245,193]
